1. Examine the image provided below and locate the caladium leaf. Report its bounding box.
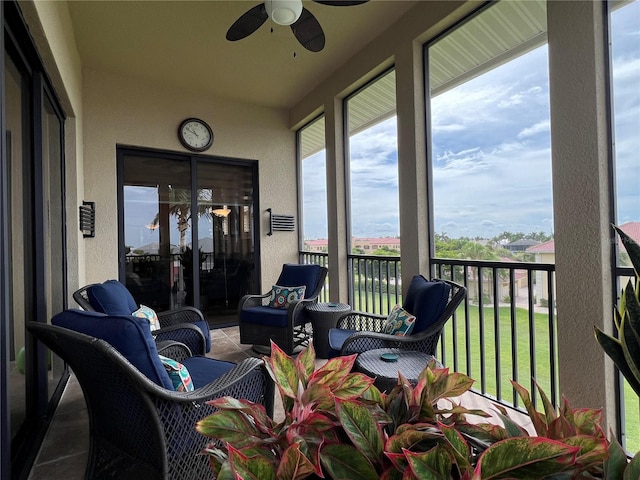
[424,369,475,405]
[301,381,335,410]
[563,435,608,470]
[379,465,404,480]
[276,443,316,480]
[511,380,548,436]
[332,372,376,400]
[566,407,604,437]
[475,437,579,479]
[264,341,299,399]
[533,379,557,426]
[206,396,274,431]
[227,444,277,480]
[335,398,385,463]
[385,425,442,455]
[296,343,316,384]
[312,354,358,389]
[196,410,265,447]
[404,444,453,479]
[320,443,379,480]
[439,422,472,474]
[491,407,528,438]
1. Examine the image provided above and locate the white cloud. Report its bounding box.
[517,120,551,139]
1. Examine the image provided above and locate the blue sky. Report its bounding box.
[302,1,639,240]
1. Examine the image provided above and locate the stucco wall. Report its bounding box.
[23,0,85,299]
[82,67,299,290]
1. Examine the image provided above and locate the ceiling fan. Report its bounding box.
[226,0,369,53]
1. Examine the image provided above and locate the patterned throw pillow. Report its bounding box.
[158,355,194,392]
[383,305,416,336]
[132,304,161,332]
[268,285,306,309]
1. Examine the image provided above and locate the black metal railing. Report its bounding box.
[432,259,557,411]
[347,254,402,315]
[299,251,330,303]
[301,251,558,412]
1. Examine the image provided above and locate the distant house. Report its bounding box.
[527,221,640,305]
[304,236,401,254]
[353,237,401,252]
[505,238,541,252]
[305,239,328,252]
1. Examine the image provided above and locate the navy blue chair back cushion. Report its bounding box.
[402,276,451,334]
[52,309,173,390]
[87,279,138,315]
[276,263,324,294]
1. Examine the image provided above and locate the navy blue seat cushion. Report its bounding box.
[52,309,173,390]
[327,328,357,358]
[277,264,324,294]
[241,305,304,327]
[403,276,451,334]
[88,280,138,315]
[181,356,236,389]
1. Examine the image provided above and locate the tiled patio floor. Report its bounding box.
[27,326,532,479]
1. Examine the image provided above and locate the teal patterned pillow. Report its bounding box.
[132,304,161,332]
[268,285,306,309]
[383,305,416,336]
[158,355,194,392]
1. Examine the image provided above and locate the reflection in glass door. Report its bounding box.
[196,162,256,323]
[120,148,258,327]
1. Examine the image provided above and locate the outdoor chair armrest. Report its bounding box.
[156,306,205,328]
[153,323,206,356]
[151,357,275,417]
[238,292,271,310]
[336,311,387,332]
[340,319,450,356]
[156,340,192,362]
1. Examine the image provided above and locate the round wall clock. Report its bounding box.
[178,118,213,152]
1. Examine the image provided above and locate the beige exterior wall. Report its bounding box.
[23,0,85,301]
[81,67,299,289]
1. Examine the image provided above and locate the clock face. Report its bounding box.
[179,118,213,151]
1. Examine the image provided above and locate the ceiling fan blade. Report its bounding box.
[291,7,325,52]
[312,1,369,5]
[226,3,268,41]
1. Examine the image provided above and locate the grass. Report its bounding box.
[348,289,640,453]
[441,304,639,453]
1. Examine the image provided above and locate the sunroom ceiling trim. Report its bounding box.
[300,0,548,160]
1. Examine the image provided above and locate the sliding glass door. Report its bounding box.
[119,147,258,327]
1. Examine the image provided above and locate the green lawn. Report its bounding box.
[349,289,640,452]
[441,305,640,452]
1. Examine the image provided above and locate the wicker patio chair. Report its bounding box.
[238,263,328,355]
[28,310,274,480]
[328,276,466,357]
[73,280,210,355]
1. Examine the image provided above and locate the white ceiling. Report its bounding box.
[67,0,418,110]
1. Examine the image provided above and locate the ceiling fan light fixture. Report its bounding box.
[265,0,303,26]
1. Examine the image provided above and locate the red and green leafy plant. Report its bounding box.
[196,341,639,479]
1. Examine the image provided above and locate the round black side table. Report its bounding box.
[305,302,351,358]
[354,348,440,392]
